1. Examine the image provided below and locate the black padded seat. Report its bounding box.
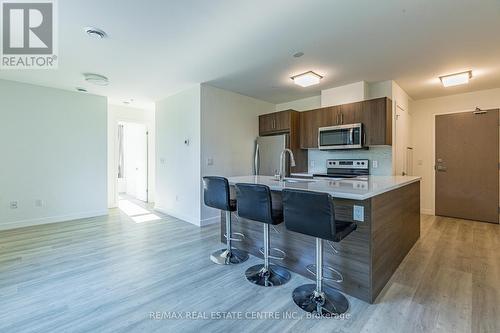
[332,221,358,242]
[234,183,283,225]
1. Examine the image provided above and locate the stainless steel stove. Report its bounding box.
[313,159,369,179]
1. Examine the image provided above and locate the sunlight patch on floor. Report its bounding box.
[118,199,160,223]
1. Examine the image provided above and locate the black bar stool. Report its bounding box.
[202,176,249,265]
[282,189,357,316]
[235,183,291,287]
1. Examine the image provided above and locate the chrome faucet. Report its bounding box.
[279,149,296,181]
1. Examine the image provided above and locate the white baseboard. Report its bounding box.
[154,205,200,226]
[0,210,109,231]
[421,208,434,215]
[154,206,220,227]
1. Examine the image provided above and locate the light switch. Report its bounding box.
[353,205,364,222]
[207,158,214,166]
[372,160,378,169]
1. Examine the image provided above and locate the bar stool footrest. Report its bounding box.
[259,247,286,260]
[306,264,343,283]
[223,232,245,242]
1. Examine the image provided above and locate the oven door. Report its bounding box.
[318,124,363,149]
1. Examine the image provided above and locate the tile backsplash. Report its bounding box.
[308,147,393,175]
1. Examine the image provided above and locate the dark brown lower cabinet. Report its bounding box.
[221,181,420,303]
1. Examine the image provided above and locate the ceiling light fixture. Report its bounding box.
[293,52,304,58]
[291,71,323,87]
[84,27,107,39]
[84,73,109,86]
[439,70,472,87]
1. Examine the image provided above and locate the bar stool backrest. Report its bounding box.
[235,183,274,224]
[282,189,337,241]
[202,176,231,211]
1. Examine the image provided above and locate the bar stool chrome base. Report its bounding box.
[292,283,349,316]
[210,248,249,265]
[245,264,291,287]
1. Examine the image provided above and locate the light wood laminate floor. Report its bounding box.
[0,206,499,333]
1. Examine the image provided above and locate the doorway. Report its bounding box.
[117,122,149,202]
[394,103,412,176]
[435,109,499,223]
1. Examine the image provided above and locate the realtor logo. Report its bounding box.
[1,0,58,69]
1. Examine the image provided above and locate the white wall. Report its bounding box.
[155,85,202,225]
[321,81,368,107]
[276,95,321,112]
[0,80,107,230]
[107,104,155,207]
[200,84,274,224]
[410,87,500,215]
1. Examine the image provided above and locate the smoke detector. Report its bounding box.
[84,27,107,39]
[84,73,109,86]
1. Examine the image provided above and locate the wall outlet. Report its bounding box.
[353,205,365,222]
[10,201,18,209]
[372,160,378,169]
[207,158,214,166]
[160,158,166,165]
[35,199,44,207]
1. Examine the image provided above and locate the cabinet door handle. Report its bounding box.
[336,113,339,125]
[341,112,343,124]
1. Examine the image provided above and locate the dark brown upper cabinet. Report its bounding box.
[362,97,392,146]
[258,110,307,173]
[299,97,392,149]
[259,110,291,135]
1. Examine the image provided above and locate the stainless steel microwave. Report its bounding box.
[318,123,363,150]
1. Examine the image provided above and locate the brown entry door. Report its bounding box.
[435,109,499,223]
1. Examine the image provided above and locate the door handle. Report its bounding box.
[435,165,447,171]
[254,144,259,175]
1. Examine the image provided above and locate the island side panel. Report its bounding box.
[370,181,420,302]
[221,192,373,303]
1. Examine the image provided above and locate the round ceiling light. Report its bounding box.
[293,52,304,58]
[84,73,109,86]
[84,27,107,39]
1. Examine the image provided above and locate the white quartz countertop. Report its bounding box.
[226,175,421,200]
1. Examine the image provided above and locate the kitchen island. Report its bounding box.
[221,175,421,303]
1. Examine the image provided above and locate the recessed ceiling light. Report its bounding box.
[84,27,107,39]
[293,52,304,58]
[439,70,472,87]
[84,73,109,86]
[291,71,323,87]
[76,87,87,92]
